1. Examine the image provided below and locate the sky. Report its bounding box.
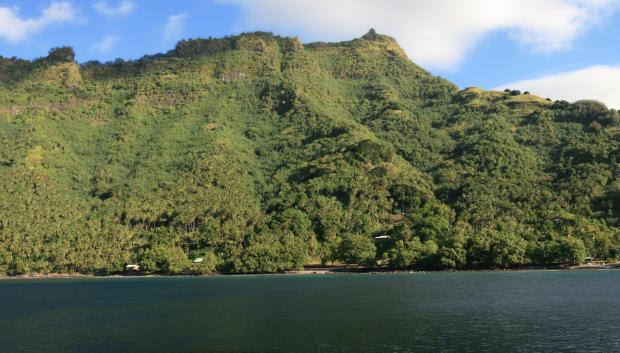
[1,0,619,107]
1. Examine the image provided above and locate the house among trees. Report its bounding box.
[125,264,140,271]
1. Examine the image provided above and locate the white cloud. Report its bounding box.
[221,0,619,70]
[89,35,119,53]
[94,1,136,17]
[495,65,620,108]
[163,13,189,41]
[0,2,76,42]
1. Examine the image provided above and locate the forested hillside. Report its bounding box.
[0,30,618,275]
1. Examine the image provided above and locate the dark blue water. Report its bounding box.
[1,271,619,353]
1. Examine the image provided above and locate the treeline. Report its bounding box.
[0,31,618,275]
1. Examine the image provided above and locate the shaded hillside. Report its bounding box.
[0,31,618,274]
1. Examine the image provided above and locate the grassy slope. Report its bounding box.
[0,31,618,274]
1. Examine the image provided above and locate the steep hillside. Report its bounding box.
[0,31,618,274]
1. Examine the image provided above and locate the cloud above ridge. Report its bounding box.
[89,35,119,53]
[164,13,189,42]
[0,1,77,42]
[495,65,620,108]
[222,0,619,70]
[94,1,136,18]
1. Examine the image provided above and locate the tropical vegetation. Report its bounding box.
[0,30,618,274]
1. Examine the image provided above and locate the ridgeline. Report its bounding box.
[0,31,618,275]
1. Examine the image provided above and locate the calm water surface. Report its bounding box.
[1,271,619,353]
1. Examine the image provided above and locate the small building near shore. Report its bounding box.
[125,264,140,271]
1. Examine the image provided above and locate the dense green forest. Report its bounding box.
[0,30,618,275]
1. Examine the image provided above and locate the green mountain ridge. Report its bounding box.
[0,30,618,275]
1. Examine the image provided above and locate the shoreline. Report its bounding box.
[1,264,618,280]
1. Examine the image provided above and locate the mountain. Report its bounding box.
[0,30,618,275]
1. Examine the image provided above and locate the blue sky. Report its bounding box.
[1,0,619,107]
